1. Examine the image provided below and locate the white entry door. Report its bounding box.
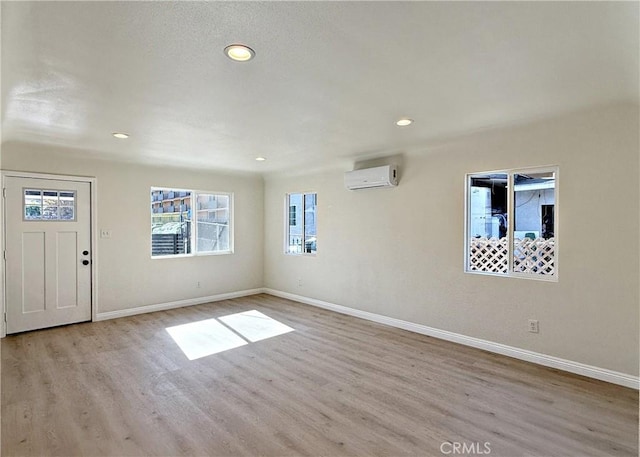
[4,176,92,333]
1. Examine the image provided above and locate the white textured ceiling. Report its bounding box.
[2,1,638,174]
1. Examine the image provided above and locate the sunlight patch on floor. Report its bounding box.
[219,309,295,342]
[165,318,248,360]
[166,310,295,360]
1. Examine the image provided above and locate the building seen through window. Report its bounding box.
[151,188,231,257]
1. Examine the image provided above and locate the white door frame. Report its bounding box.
[1,170,98,337]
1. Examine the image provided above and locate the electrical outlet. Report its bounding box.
[297,278,303,287]
[100,229,112,239]
[528,319,539,333]
[196,281,201,289]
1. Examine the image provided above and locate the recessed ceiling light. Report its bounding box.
[255,157,266,161]
[224,44,255,62]
[112,132,129,139]
[396,118,413,127]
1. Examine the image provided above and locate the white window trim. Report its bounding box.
[464,165,559,282]
[151,187,234,259]
[284,191,317,256]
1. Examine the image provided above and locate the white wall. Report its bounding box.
[264,102,639,377]
[1,143,264,315]
[2,103,637,379]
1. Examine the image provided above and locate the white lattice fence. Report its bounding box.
[513,238,555,275]
[468,237,555,275]
[468,238,508,273]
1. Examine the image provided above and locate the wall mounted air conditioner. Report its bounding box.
[344,165,398,190]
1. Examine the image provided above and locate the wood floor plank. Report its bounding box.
[2,293,638,456]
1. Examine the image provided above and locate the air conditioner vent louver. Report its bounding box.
[344,165,398,190]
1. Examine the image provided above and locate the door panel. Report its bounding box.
[22,231,46,313]
[5,176,92,333]
[56,231,79,309]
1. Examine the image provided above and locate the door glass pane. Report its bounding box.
[42,191,59,220]
[24,190,42,220]
[512,171,556,275]
[467,174,508,274]
[59,192,75,220]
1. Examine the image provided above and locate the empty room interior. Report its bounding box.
[1,2,639,456]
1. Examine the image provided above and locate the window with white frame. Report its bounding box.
[465,167,557,279]
[286,192,317,254]
[151,188,232,257]
[24,189,76,221]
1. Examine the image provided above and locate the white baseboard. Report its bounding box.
[95,288,265,321]
[264,288,640,390]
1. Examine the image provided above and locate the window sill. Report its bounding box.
[151,250,233,260]
[464,270,558,282]
[284,252,317,257]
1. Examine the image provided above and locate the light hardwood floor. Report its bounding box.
[2,294,638,456]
